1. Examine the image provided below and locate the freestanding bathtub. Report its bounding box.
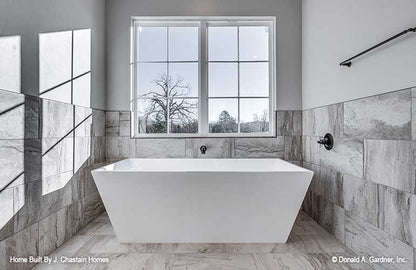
[92,158,313,243]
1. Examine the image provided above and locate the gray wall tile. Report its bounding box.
[319,201,345,244]
[70,169,83,203]
[345,213,414,270]
[284,136,302,161]
[235,137,284,158]
[321,138,364,178]
[24,139,43,184]
[412,95,415,140]
[303,162,320,196]
[277,110,302,136]
[92,109,105,137]
[136,139,185,158]
[306,192,345,243]
[303,89,416,265]
[42,137,74,178]
[342,174,378,227]
[365,140,416,194]
[83,164,101,197]
[105,111,120,137]
[0,140,24,190]
[312,103,343,137]
[24,96,40,139]
[38,208,67,256]
[344,90,411,139]
[0,90,26,139]
[75,106,92,137]
[105,137,136,159]
[0,94,39,139]
[42,99,74,139]
[13,181,41,233]
[302,136,321,165]
[0,216,14,243]
[82,192,104,226]
[302,190,313,216]
[92,136,106,163]
[302,110,313,136]
[119,137,136,158]
[0,188,14,232]
[119,111,131,137]
[186,138,233,158]
[42,172,73,197]
[74,137,92,172]
[105,137,120,160]
[65,201,84,238]
[0,90,106,263]
[382,186,416,248]
[0,139,41,191]
[319,166,343,207]
[0,90,25,113]
[39,188,67,221]
[0,223,38,270]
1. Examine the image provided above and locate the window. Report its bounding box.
[131,17,275,137]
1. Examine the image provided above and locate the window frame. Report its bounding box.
[131,16,276,138]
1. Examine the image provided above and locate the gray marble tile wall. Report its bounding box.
[301,87,416,270]
[104,110,302,162]
[0,89,106,270]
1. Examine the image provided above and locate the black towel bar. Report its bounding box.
[340,27,416,67]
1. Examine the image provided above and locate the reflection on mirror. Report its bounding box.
[39,29,91,107]
[0,36,21,93]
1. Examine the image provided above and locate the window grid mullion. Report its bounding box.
[166,26,171,134]
[136,60,198,64]
[200,22,209,134]
[237,26,241,134]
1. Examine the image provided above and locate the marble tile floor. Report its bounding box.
[33,211,374,270]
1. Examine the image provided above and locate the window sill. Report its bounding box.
[131,133,277,139]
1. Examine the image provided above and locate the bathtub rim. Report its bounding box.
[93,158,313,174]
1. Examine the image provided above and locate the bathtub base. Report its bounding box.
[92,159,313,243]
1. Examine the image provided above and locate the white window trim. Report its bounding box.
[130,16,276,138]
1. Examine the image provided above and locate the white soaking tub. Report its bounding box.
[92,158,313,243]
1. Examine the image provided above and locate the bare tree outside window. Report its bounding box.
[240,109,269,133]
[138,73,270,134]
[138,73,198,134]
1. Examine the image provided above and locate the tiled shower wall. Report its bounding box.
[0,89,106,270]
[105,110,302,162]
[302,87,416,270]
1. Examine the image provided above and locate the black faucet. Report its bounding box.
[200,145,207,155]
[317,133,334,150]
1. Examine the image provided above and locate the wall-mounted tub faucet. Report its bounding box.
[317,133,334,150]
[200,145,207,155]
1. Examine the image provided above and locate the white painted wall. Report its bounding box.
[302,0,416,110]
[0,0,106,109]
[105,0,302,111]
